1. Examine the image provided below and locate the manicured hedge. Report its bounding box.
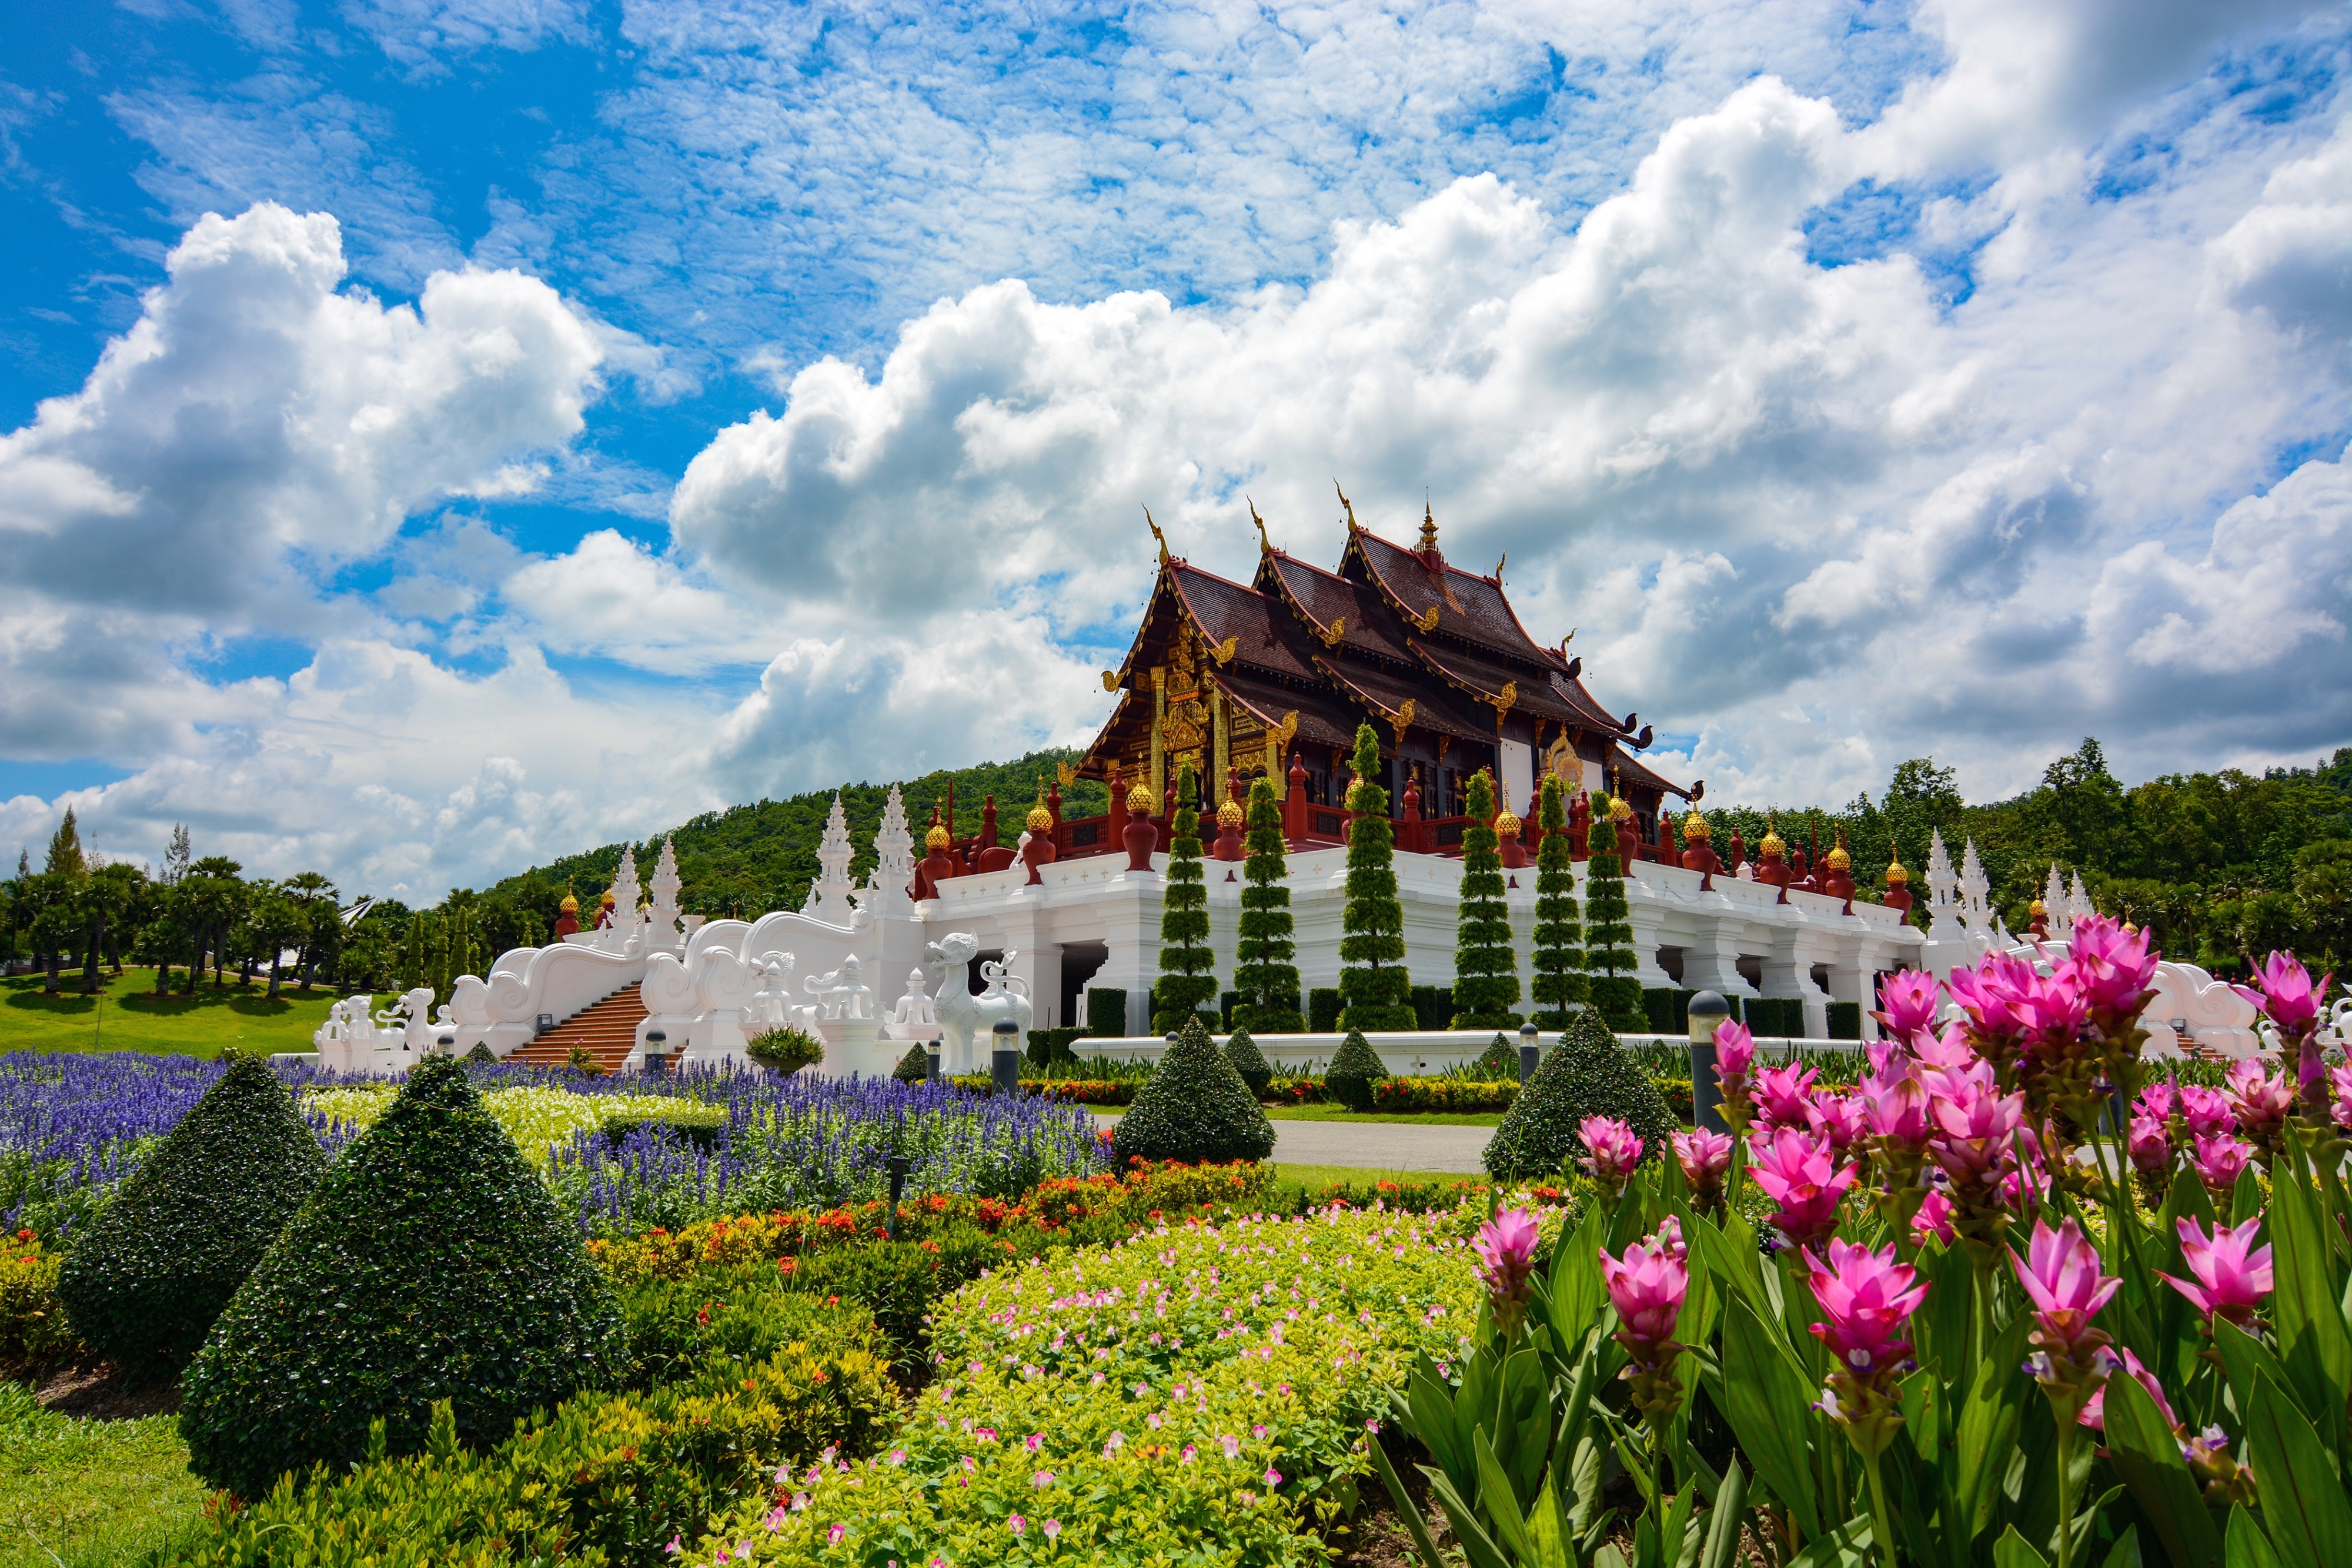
[1826,1000,1862,1039]
[1085,987,1129,1038]
[1481,1006,1676,1181]
[182,1056,627,1500]
[1027,1025,1090,1066]
[56,1049,327,1379]
[1324,1028,1389,1111]
[891,1041,931,1082]
[1308,987,1342,1033]
[1111,1017,1275,1166]
[1222,1025,1274,1098]
[1408,984,1456,1031]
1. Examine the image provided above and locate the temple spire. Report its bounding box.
[1418,499,1440,561]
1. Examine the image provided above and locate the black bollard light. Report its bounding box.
[643,1027,669,1079]
[1687,991,1730,1135]
[436,1032,455,1058]
[1517,1021,1541,1084]
[991,1018,1022,1097]
[927,1042,941,1082]
[885,1152,911,1239]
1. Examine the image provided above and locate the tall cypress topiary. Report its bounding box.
[1528,773,1588,1029]
[1449,768,1522,1029]
[1151,763,1218,1033]
[182,1057,626,1500]
[56,1051,328,1380]
[1583,794,1645,1030]
[1337,724,1415,1031]
[1232,775,1305,1033]
[1112,1015,1277,1165]
[1481,1005,1674,1181]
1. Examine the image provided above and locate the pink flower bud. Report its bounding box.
[1910,1188,1956,1246]
[2223,1058,2293,1144]
[1873,969,1943,1042]
[1671,1128,1733,1188]
[1577,1116,1645,1191]
[1748,1126,1858,1249]
[1805,1089,1869,1158]
[1601,1226,1690,1349]
[2239,951,2322,1037]
[2190,1132,2256,1199]
[2062,914,2159,1018]
[1714,1018,1755,1085]
[1472,1206,1541,1329]
[1752,1063,1819,1132]
[1804,1237,1928,1376]
[2127,1115,2173,1175]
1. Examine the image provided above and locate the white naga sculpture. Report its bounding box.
[925,932,1033,1072]
[803,954,875,1021]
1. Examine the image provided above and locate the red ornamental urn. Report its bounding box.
[1122,784,1160,872]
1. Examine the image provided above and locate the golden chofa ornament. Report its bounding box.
[1026,803,1053,832]
[1825,842,1852,872]
[559,890,579,915]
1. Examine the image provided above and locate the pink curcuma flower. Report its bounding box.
[2223,1058,2294,1146]
[2179,1085,2235,1141]
[2063,914,2160,1021]
[2331,1060,2352,1132]
[2128,1116,2174,1175]
[1752,1063,1820,1131]
[1473,1207,1542,1332]
[1601,1228,1691,1349]
[1862,1072,1932,1150]
[2191,1133,2257,1201]
[1578,1116,1645,1192]
[2010,1218,2121,1351]
[1749,1126,1859,1249]
[1945,952,2038,1052]
[2239,951,2325,1037]
[1806,1089,1869,1158]
[1672,1128,1733,1191]
[2134,1082,2176,1123]
[1713,1019,1757,1129]
[1911,1188,1956,1246]
[2080,1346,2174,1434]
[2159,1216,2274,1328]
[1874,969,1943,1044]
[1806,1238,1929,1376]
[1924,1070,2029,1200]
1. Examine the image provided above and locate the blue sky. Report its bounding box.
[2,1,2348,900]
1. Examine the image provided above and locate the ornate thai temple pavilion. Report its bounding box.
[1079,495,1689,847]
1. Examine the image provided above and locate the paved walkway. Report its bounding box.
[1088,1112,1492,1174]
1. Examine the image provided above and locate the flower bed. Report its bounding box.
[683,1201,1486,1565]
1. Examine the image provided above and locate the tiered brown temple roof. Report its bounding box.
[1081,499,1689,835]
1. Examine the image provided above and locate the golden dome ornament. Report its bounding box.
[1680,813,1711,841]
[559,889,579,914]
[1217,798,1246,829]
[1758,817,1786,858]
[1607,795,1634,823]
[1026,804,1054,831]
[925,823,952,852]
[1125,784,1157,815]
[1886,858,1909,885]
[1494,780,1521,838]
[1826,844,1852,871]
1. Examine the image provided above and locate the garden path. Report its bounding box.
[1086,1112,1489,1174]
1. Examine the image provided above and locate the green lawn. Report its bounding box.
[0,1385,203,1568]
[1270,1164,1479,1188]
[1,968,337,1059]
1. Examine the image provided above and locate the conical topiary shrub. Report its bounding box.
[1528,774,1587,1029]
[1111,1016,1275,1166]
[1324,1028,1389,1112]
[1474,1032,1518,1081]
[1222,1026,1274,1099]
[893,1041,932,1083]
[1481,1007,1674,1181]
[1151,763,1220,1034]
[56,1051,328,1380]
[1449,768,1522,1029]
[181,1056,626,1500]
[1232,776,1305,1033]
[1337,724,1415,1031]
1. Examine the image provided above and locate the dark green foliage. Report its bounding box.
[1222,1026,1273,1098]
[1743,997,1809,1037]
[1482,1007,1676,1181]
[619,1261,886,1389]
[1827,1001,1862,1040]
[1449,769,1524,1028]
[746,1025,824,1074]
[1529,774,1588,1028]
[1337,724,1415,1031]
[181,1056,626,1500]
[1111,1016,1275,1166]
[1642,988,1678,1032]
[1308,988,1342,1032]
[1408,985,1456,1029]
[1324,1028,1389,1112]
[56,1051,328,1379]
[1152,763,1218,1033]
[893,1041,932,1082]
[1086,988,1129,1038]
[1474,1032,1519,1080]
[597,1103,727,1151]
[1027,1025,1088,1068]
[464,1041,496,1064]
[1232,776,1307,1033]
[1582,797,1644,1029]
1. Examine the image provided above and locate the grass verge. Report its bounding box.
[0,1383,204,1568]
[2,968,336,1059]
[1263,1105,1505,1126]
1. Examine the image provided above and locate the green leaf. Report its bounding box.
[1994,1524,2052,1568]
[2264,1158,2352,1467]
[1699,1455,1748,1568]
[1425,1466,1519,1568]
[1783,1512,1875,1568]
[1368,1427,1450,1568]
[1689,1210,1767,1315]
[1717,1295,1824,1539]
[2244,1375,2352,1568]
[2211,1316,2294,1428]
[2100,1366,2223,1568]
[1476,1425,1540,1562]
[2226,1505,2285,1568]
[1549,1203,1608,1337]
[1957,1300,2034,1536]
[2230,1167,2266,1226]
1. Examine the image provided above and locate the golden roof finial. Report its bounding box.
[1217,797,1245,829]
[1249,497,1271,554]
[1493,548,1506,581]
[1419,499,1439,556]
[1334,480,1358,531]
[925,823,951,851]
[1143,504,1170,564]
[559,882,579,914]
